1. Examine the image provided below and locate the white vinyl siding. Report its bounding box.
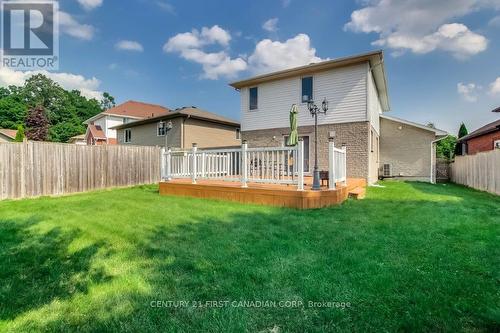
[240,63,368,131]
[106,116,127,139]
[367,69,382,134]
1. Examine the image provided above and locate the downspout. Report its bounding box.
[430,135,449,184]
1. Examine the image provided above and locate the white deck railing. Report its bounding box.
[162,138,346,191]
[328,139,347,189]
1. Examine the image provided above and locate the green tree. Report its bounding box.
[0,88,28,129]
[458,123,468,138]
[25,106,49,141]
[436,135,457,160]
[100,92,116,110]
[14,125,25,142]
[0,74,106,142]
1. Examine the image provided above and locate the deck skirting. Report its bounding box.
[159,178,365,209]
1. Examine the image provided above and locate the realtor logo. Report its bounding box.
[1,0,59,70]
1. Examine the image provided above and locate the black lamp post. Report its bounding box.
[306,98,328,190]
[161,120,173,148]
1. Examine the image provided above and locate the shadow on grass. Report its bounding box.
[0,217,109,320]
[136,196,499,331]
[3,182,499,332]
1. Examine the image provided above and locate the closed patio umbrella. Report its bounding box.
[287,104,299,146]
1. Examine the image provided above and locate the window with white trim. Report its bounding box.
[301,76,313,103]
[494,140,500,149]
[236,128,241,140]
[124,129,131,143]
[157,121,166,136]
[249,87,258,110]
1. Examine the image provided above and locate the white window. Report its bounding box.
[301,76,313,103]
[124,129,131,143]
[249,87,258,110]
[157,121,166,136]
[236,128,241,140]
[494,140,500,149]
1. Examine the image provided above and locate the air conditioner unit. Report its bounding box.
[382,163,392,177]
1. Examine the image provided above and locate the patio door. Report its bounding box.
[284,135,310,173]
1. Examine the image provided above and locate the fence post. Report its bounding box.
[241,140,248,188]
[192,143,197,184]
[297,138,304,191]
[165,147,172,181]
[160,147,166,180]
[328,138,335,190]
[342,144,347,186]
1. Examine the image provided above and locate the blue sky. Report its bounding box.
[2,0,500,134]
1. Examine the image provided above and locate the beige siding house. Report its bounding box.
[113,107,240,149]
[230,50,447,184]
[380,115,447,182]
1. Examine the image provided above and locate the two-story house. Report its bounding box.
[230,50,447,184]
[83,100,170,145]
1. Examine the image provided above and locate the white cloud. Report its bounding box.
[156,1,175,14]
[489,15,500,26]
[59,11,95,40]
[164,25,246,79]
[489,77,500,95]
[77,0,103,11]
[345,0,495,58]
[248,34,324,74]
[262,18,279,32]
[0,67,102,100]
[373,23,488,59]
[115,40,144,52]
[457,82,479,102]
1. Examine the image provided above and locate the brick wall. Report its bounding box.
[242,121,370,179]
[380,117,435,180]
[466,131,500,154]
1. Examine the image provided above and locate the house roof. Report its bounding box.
[68,134,85,142]
[380,114,448,136]
[84,100,171,124]
[229,50,390,112]
[0,128,17,139]
[111,106,240,130]
[459,118,500,142]
[87,124,107,139]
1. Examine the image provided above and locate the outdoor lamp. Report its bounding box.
[306,98,329,191]
[322,98,328,112]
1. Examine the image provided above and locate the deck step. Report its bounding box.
[348,186,366,200]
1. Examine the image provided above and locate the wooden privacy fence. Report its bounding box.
[450,149,500,195]
[0,141,162,200]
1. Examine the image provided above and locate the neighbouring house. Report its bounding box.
[83,100,170,145]
[68,134,86,145]
[379,115,447,182]
[230,50,447,184]
[0,129,17,142]
[113,106,241,149]
[457,113,500,155]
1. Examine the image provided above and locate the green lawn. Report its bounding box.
[0,182,498,332]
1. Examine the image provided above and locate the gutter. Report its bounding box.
[430,135,449,184]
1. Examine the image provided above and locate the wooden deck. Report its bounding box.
[159,177,366,209]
